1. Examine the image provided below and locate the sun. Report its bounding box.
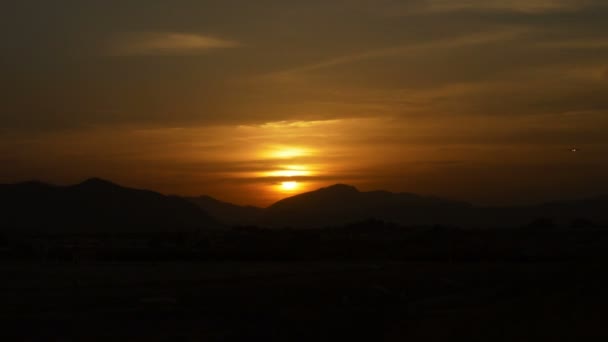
[281,181,299,191]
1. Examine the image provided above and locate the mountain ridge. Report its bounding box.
[3,178,608,230]
[0,178,218,233]
[188,184,608,228]
[260,183,472,228]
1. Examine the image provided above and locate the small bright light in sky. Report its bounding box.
[281,181,299,191]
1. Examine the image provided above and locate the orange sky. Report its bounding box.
[2,1,608,206]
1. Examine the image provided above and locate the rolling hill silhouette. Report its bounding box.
[186,195,263,225]
[188,184,608,228]
[2,179,607,231]
[0,178,217,233]
[259,184,472,228]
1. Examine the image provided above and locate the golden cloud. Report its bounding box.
[109,32,241,56]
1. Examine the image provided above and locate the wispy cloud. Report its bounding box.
[109,32,241,56]
[260,28,529,81]
[540,38,608,49]
[418,0,593,14]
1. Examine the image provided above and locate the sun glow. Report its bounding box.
[264,165,313,178]
[263,146,313,160]
[281,181,299,191]
[274,149,307,159]
[268,170,310,177]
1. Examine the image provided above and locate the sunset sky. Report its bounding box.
[2,1,608,206]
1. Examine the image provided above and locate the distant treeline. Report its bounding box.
[1,218,607,262]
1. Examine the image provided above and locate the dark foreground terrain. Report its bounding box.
[3,211,608,341]
[3,260,608,341]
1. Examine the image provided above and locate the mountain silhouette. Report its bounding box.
[0,178,217,233]
[259,184,472,228]
[3,179,607,231]
[186,195,263,226]
[189,184,608,228]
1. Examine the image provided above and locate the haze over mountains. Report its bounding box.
[2,178,607,232]
[187,195,263,226]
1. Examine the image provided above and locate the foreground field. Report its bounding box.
[2,261,608,341]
